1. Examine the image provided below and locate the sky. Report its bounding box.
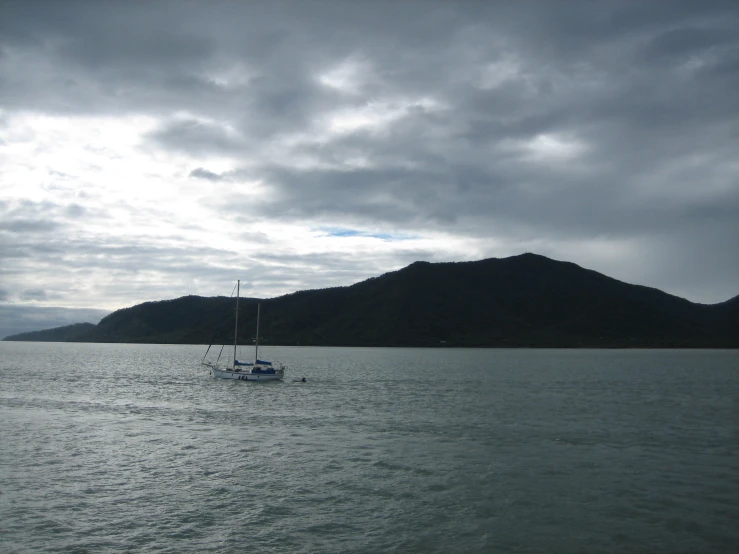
[1,0,738,338]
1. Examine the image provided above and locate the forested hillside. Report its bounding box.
[5,254,738,347]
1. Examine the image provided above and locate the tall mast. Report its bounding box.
[254,303,261,364]
[233,280,240,369]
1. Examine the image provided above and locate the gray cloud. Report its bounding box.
[149,119,245,155]
[20,289,47,301]
[0,219,59,233]
[189,167,225,181]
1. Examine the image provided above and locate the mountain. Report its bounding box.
[4,322,97,342]
[4,254,737,347]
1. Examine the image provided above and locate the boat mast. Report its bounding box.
[254,303,261,364]
[233,280,240,369]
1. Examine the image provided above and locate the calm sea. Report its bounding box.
[1,343,737,553]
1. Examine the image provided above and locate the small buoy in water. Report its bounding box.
[293,377,307,383]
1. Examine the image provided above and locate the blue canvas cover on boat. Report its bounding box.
[252,367,276,374]
[256,359,272,365]
[234,360,253,366]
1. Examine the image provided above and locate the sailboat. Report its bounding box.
[201,280,286,381]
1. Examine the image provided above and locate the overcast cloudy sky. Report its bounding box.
[1,0,738,337]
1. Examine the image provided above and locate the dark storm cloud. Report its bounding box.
[0,1,214,68]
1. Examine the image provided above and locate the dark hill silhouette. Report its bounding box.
[4,254,737,347]
[4,322,97,342]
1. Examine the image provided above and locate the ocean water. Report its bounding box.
[1,343,737,553]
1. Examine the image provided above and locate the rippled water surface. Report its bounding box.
[1,343,738,553]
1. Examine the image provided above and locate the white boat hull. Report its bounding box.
[207,364,285,381]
